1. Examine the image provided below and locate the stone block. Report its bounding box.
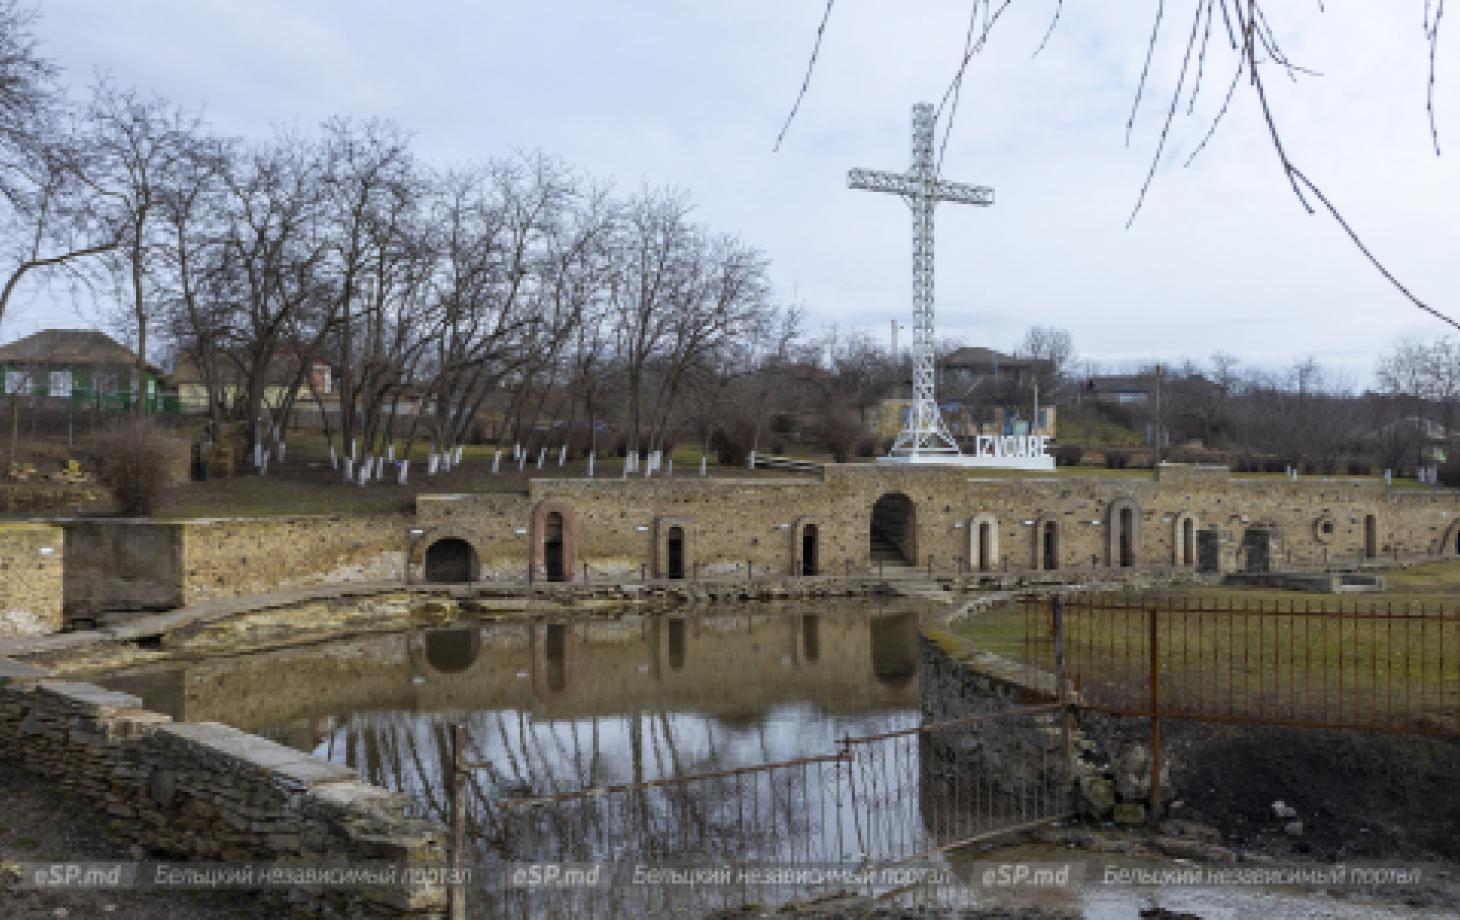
[0,657,50,684]
[1078,776,1116,819]
[1112,802,1147,826]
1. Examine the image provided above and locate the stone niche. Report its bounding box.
[1238,525,1283,573]
[1196,526,1236,574]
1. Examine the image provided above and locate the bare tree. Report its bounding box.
[1014,324,1075,396]
[84,83,203,411]
[779,3,1454,330]
[0,3,117,327]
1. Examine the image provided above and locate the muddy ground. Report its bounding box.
[1084,714,1460,864]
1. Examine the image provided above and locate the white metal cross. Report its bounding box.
[850,102,994,459]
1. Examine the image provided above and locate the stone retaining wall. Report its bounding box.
[919,619,1162,826]
[0,522,63,636]
[0,658,446,917]
[180,513,410,603]
[415,465,1460,585]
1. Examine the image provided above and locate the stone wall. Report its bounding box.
[62,519,183,623]
[412,465,1460,583]
[0,522,63,636]
[180,513,411,603]
[0,658,446,918]
[920,621,1162,826]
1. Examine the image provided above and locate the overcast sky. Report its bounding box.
[11,1,1458,386]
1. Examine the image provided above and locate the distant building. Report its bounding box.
[171,349,335,415]
[938,346,1052,396]
[873,343,1059,445]
[1082,374,1153,405]
[0,328,169,412]
[1079,371,1222,407]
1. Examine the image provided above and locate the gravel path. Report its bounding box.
[0,761,268,920]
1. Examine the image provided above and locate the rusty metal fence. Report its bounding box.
[444,703,1073,918]
[1016,594,1460,737]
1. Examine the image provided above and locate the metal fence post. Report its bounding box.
[450,722,467,920]
[1148,607,1163,822]
[1052,597,1074,791]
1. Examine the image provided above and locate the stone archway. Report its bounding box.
[531,500,579,582]
[1107,498,1142,568]
[1172,513,1199,567]
[423,537,477,583]
[870,493,916,565]
[968,512,999,572]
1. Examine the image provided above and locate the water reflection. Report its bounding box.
[99,602,923,777]
[94,604,1074,917]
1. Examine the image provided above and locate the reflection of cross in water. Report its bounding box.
[850,102,994,458]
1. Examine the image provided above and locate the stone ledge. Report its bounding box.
[157,722,361,787]
[0,656,51,684]
[36,679,146,712]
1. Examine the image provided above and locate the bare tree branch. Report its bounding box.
[773,0,836,153]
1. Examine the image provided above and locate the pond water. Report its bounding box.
[100,603,923,790]
[96,601,1449,919]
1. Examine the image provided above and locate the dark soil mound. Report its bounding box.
[1166,721,1460,862]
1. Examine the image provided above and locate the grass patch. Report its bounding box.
[954,572,1460,727]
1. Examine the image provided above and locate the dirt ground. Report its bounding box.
[1085,715,1460,865]
[0,761,268,920]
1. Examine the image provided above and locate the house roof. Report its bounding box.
[1085,374,1151,394]
[941,346,1050,371]
[0,329,160,373]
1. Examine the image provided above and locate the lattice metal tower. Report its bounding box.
[849,103,994,459]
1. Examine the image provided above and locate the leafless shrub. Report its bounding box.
[92,418,180,516]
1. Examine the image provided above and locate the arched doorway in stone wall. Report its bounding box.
[532,501,578,583]
[424,538,476,583]
[1172,513,1198,567]
[544,513,566,580]
[1108,499,1141,568]
[801,524,819,576]
[1033,517,1060,571]
[969,513,999,572]
[1364,514,1378,559]
[666,526,686,580]
[871,493,916,565]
